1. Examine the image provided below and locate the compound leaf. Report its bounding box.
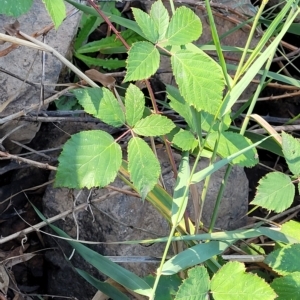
[73,87,125,127]
[250,172,295,213]
[124,42,160,81]
[0,0,33,17]
[125,84,145,127]
[150,0,169,41]
[171,50,224,115]
[128,137,161,200]
[56,130,122,188]
[265,244,300,275]
[270,272,300,300]
[206,132,258,167]
[42,0,66,29]
[175,266,210,300]
[133,115,175,136]
[166,6,202,45]
[282,131,300,176]
[211,262,276,300]
[172,130,198,151]
[132,8,159,43]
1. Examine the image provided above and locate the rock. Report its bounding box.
[41,122,248,298]
[0,0,81,153]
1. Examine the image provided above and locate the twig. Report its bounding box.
[250,124,300,134]
[0,151,57,171]
[0,86,75,124]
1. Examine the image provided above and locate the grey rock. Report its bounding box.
[0,0,81,153]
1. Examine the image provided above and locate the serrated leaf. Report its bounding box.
[206,132,258,167]
[124,42,160,81]
[281,220,300,242]
[166,6,202,45]
[42,0,66,29]
[282,132,300,176]
[162,241,230,275]
[0,0,33,17]
[75,53,126,70]
[73,87,125,127]
[128,137,161,199]
[167,85,194,130]
[201,111,231,132]
[55,130,122,188]
[133,115,175,136]
[250,172,295,213]
[265,244,300,275]
[172,130,198,151]
[150,0,169,41]
[211,262,276,300]
[191,136,270,184]
[171,50,224,115]
[132,8,159,43]
[125,84,145,127]
[175,266,210,300]
[172,152,190,225]
[270,272,300,300]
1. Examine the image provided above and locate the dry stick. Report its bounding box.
[0,151,57,171]
[250,124,300,134]
[0,86,75,125]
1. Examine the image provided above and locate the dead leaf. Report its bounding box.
[85,69,115,89]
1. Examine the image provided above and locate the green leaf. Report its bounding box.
[281,220,300,242]
[75,53,126,70]
[201,111,231,132]
[76,268,130,300]
[171,50,224,115]
[175,266,209,300]
[172,151,190,225]
[282,132,300,176]
[77,29,143,54]
[270,272,300,300]
[265,244,300,275]
[211,262,276,300]
[74,15,99,51]
[73,87,125,127]
[166,6,202,45]
[150,0,169,41]
[32,205,153,297]
[132,8,159,43]
[172,130,198,151]
[42,0,66,29]
[0,0,33,17]
[206,132,258,167]
[125,84,145,127]
[144,274,181,300]
[55,130,122,188]
[250,172,295,213]
[124,42,160,82]
[167,85,194,130]
[55,95,79,111]
[128,137,161,199]
[162,241,230,275]
[133,115,175,136]
[191,136,270,184]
